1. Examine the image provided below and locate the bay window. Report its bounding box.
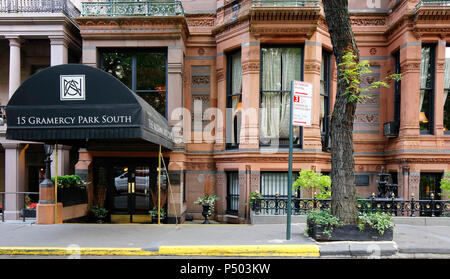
[444,45,450,134]
[419,45,435,134]
[260,46,303,147]
[321,51,331,151]
[226,50,242,149]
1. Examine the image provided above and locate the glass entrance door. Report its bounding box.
[111,165,151,222]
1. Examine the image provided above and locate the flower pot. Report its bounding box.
[307,221,393,241]
[95,215,107,224]
[202,204,212,224]
[20,209,36,218]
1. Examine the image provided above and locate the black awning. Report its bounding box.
[6,64,173,150]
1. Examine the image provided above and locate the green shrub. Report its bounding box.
[358,212,394,235]
[306,209,342,238]
[293,170,331,199]
[51,175,87,189]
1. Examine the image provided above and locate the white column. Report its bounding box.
[51,145,71,177]
[7,36,21,100]
[49,35,68,66]
[2,143,26,220]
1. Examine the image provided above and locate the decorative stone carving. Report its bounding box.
[216,68,225,82]
[192,76,210,86]
[355,113,379,124]
[350,18,386,26]
[242,61,260,74]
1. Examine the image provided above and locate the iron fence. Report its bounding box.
[251,194,450,217]
[0,0,80,18]
[81,0,184,17]
[252,0,319,7]
[1,192,39,222]
[416,0,450,9]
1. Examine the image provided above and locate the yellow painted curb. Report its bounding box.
[0,247,157,256]
[0,244,320,257]
[158,245,320,257]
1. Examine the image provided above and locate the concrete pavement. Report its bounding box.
[0,222,448,258]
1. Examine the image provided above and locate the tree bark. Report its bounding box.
[322,0,359,224]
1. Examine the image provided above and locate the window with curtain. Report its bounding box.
[260,47,303,146]
[419,45,435,134]
[226,50,242,149]
[444,46,450,134]
[99,49,167,117]
[320,52,331,151]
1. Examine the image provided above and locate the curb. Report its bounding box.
[0,245,320,257]
[155,245,320,257]
[318,241,398,257]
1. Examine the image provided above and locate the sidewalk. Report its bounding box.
[0,222,448,258]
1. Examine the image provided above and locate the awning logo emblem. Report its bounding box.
[60,75,85,101]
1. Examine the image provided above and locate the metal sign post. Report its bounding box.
[287,81,313,240]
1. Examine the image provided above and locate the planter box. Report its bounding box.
[307,219,393,241]
[20,209,36,218]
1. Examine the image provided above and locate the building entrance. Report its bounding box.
[94,158,167,223]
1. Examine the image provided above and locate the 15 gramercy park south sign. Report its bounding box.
[6,64,173,150]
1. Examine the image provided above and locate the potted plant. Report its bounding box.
[306,209,394,241]
[90,205,108,223]
[149,206,166,223]
[194,193,219,224]
[21,195,37,218]
[247,190,262,212]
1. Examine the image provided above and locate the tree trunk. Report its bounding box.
[322,0,359,224]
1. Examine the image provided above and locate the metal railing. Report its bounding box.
[251,194,450,217]
[252,0,319,7]
[1,192,39,222]
[81,0,184,17]
[416,0,450,8]
[0,0,80,18]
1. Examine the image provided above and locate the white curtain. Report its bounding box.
[261,48,301,140]
[261,49,281,140]
[420,46,430,112]
[280,48,301,138]
[444,47,450,106]
[230,52,242,144]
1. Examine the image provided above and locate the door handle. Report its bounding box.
[132,182,135,193]
[128,182,131,194]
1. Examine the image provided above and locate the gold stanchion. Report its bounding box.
[54,143,58,224]
[158,145,162,225]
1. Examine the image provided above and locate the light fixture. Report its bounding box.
[419,112,428,124]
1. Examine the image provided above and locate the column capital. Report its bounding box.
[1,142,20,150]
[49,35,69,47]
[5,36,22,47]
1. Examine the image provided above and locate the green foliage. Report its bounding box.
[306,209,342,238]
[292,170,331,199]
[194,193,220,206]
[339,52,402,103]
[358,212,394,235]
[149,206,166,218]
[440,171,450,199]
[247,190,262,205]
[90,205,108,217]
[51,175,87,189]
[194,194,220,217]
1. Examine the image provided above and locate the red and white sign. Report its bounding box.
[292,81,313,127]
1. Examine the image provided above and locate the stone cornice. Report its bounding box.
[75,16,189,41]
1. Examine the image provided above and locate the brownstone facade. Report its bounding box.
[70,0,450,223]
